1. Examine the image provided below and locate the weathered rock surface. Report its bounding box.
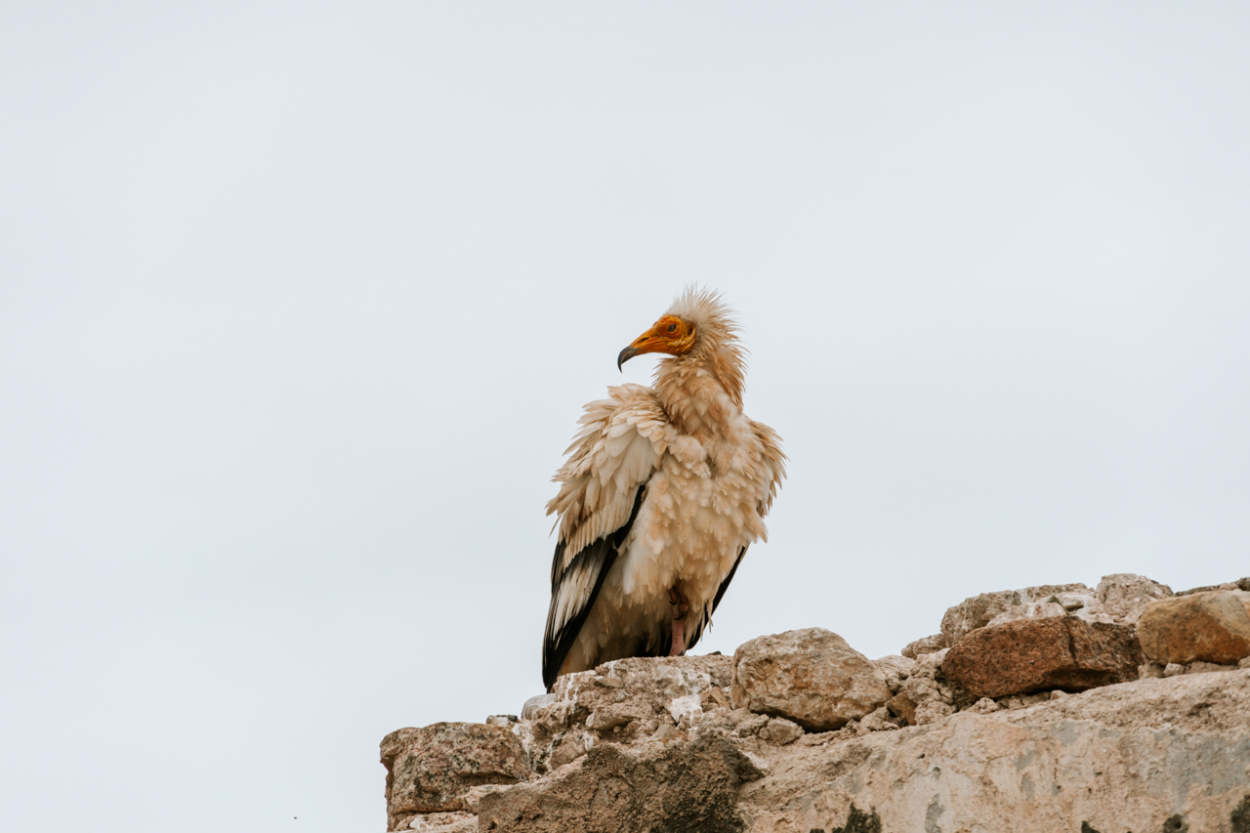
[730,628,891,731]
[384,574,1250,833]
[939,574,1173,649]
[519,654,733,776]
[900,633,947,659]
[1137,590,1250,665]
[940,582,1090,645]
[741,670,1250,833]
[941,617,1142,699]
[380,723,529,829]
[476,733,764,833]
[1177,577,1250,595]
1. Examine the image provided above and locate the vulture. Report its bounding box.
[542,288,786,691]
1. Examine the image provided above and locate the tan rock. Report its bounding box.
[730,628,891,731]
[900,633,947,659]
[758,716,804,745]
[937,576,1173,651]
[738,670,1250,833]
[984,599,1070,628]
[1094,573,1173,624]
[405,812,475,833]
[940,583,1090,645]
[888,648,959,727]
[871,654,915,695]
[941,617,1142,699]
[475,734,763,833]
[380,723,529,830]
[382,628,1250,833]
[1176,576,1250,595]
[1137,590,1250,665]
[885,691,916,725]
[519,653,734,774]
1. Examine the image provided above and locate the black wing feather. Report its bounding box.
[541,485,646,691]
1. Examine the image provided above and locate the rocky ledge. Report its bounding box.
[382,574,1250,833]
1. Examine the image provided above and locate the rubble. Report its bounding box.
[382,574,1250,832]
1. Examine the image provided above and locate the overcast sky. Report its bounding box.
[2,3,1248,832]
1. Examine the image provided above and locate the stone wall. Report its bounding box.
[382,574,1250,833]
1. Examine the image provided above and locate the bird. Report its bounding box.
[542,288,785,691]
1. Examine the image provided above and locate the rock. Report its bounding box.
[383,617,1250,833]
[1176,577,1250,595]
[475,733,760,833]
[941,618,1142,699]
[405,812,475,833]
[985,599,1071,629]
[940,583,1090,645]
[858,706,901,733]
[1137,591,1250,665]
[738,670,1250,833]
[520,694,554,720]
[887,648,963,727]
[965,697,1002,714]
[938,576,1174,650]
[885,691,916,724]
[757,716,803,745]
[1139,661,1165,679]
[872,654,915,694]
[521,654,734,775]
[380,723,530,830]
[730,628,891,731]
[1095,573,1173,624]
[913,699,955,725]
[900,633,947,659]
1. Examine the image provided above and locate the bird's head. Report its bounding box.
[617,315,697,370]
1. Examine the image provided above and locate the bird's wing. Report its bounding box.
[686,420,785,649]
[542,384,668,690]
[749,419,787,515]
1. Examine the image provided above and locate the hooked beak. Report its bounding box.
[617,345,640,371]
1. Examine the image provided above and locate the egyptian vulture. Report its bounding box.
[542,289,785,691]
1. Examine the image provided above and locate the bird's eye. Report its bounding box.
[667,323,677,333]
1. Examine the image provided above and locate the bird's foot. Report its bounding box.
[669,616,686,657]
[668,583,689,656]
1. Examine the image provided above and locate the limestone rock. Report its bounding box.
[380,722,529,830]
[405,812,475,833]
[887,648,961,727]
[1095,573,1173,624]
[738,670,1250,833]
[522,654,733,774]
[900,633,947,659]
[940,583,1090,645]
[730,628,891,731]
[940,575,1173,649]
[382,621,1250,833]
[871,654,915,695]
[1137,590,1250,665]
[476,733,761,833]
[985,598,1071,628]
[941,617,1142,699]
[1177,576,1250,595]
[757,716,804,746]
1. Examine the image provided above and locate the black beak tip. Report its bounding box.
[617,345,637,371]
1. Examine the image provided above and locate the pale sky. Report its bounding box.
[2,3,1248,832]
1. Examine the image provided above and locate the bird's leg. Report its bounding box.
[668,583,689,656]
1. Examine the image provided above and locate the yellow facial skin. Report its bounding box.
[617,316,697,370]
